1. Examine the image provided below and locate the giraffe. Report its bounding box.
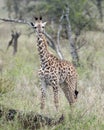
[31,17,78,110]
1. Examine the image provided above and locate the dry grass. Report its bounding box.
[0,17,104,130]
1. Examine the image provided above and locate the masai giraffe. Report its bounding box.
[31,17,78,110]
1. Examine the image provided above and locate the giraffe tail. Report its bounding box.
[74,90,79,99]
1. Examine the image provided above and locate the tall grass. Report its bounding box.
[0,18,104,130]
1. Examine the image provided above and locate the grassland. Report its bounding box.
[0,1,104,130]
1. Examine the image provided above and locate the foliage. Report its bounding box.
[4,0,96,32]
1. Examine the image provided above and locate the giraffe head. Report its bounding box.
[31,16,47,34]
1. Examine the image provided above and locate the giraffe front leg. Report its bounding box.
[40,78,47,110]
[53,86,59,110]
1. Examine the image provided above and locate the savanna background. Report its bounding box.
[0,0,104,130]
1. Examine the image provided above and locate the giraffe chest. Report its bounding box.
[40,66,58,84]
[39,63,68,85]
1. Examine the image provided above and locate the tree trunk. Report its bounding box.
[57,14,65,60]
[96,0,103,22]
[7,31,21,55]
[65,6,80,67]
[13,32,21,55]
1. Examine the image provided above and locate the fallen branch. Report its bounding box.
[0,105,64,129]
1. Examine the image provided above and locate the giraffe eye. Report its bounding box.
[34,26,37,29]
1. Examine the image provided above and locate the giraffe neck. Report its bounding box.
[37,33,50,67]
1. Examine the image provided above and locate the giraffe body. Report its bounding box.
[31,17,78,109]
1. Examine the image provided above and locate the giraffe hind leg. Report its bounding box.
[61,81,77,105]
[61,82,72,105]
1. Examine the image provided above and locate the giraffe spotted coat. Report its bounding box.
[31,17,78,109]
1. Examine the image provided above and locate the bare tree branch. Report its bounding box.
[0,18,30,26]
[44,32,64,59]
[76,42,86,50]
[44,32,56,50]
[0,18,63,59]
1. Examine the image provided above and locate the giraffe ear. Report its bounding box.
[43,22,47,26]
[30,22,34,27]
